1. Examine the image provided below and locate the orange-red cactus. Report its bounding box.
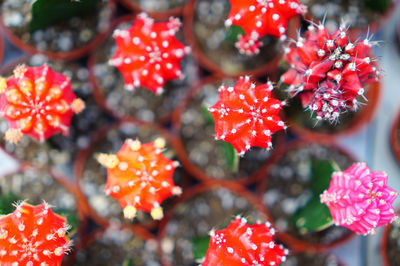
[0,202,72,265]
[0,64,85,143]
[203,216,288,266]
[97,138,181,220]
[110,13,190,94]
[208,76,286,155]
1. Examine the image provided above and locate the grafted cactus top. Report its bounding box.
[0,64,85,143]
[281,23,380,122]
[209,77,286,155]
[202,216,288,266]
[226,0,306,55]
[321,163,398,235]
[97,138,182,220]
[110,13,190,95]
[0,202,72,265]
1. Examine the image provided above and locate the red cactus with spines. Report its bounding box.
[202,216,288,266]
[0,64,85,143]
[280,23,380,122]
[0,202,72,265]
[208,76,286,155]
[97,138,181,220]
[110,13,190,95]
[226,0,306,55]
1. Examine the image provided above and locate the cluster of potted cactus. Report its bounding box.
[0,0,398,265]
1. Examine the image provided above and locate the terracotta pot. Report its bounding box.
[158,180,270,266]
[171,75,285,185]
[65,223,160,265]
[0,1,115,61]
[257,139,357,252]
[390,108,400,165]
[88,15,200,125]
[73,118,187,231]
[285,80,381,143]
[283,251,347,266]
[0,55,112,177]
[183,0,300,78]
[303,0,397,39]
[118,0,187,20]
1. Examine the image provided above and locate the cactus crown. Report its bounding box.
[110,13,190,95]
[97,138,181,220]
[209,76,286,155]
[0,64,85,143]
[202,216,288,266]
[321,162,398,235]
[0,202,72,265]
[226,0,306,55]
[280,23,380,123]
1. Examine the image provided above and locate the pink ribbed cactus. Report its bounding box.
[97,138,182,220]
[202,216,288,266]
[321,162,398,235]
[226,0,306,55]
[110,13,190,95]
[208,76,286,155]
[0,65,85,143]
[280,23,380,122]
[0,202,72,265]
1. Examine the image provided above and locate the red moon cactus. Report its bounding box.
[0,202,72,265]
[0,64,85,143]
[110,13,190,95]
[280,23,380,122]
[97,138,182,220]
[226,0,306,55]
[208,76,286,155]
[203,216,288,266]
[321,163,398,235]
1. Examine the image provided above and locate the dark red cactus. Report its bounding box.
[0,202,72,265]
[202,216,288,266]
[209,76,286,155]
[280,23,380,122]
[97,138,181,220]
[110,13,190,95]
[226,0,306,55]
[0,64,85,143]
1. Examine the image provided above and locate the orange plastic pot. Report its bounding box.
[0,1,115,61]
[257,139,357,252]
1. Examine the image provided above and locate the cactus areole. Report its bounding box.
[209,77,286,155]
[110,13,190,95]
[0,64,85,143]
[226,0,306,55]
[321,163,398,235]
[202,216,288,266]
[280,23,380,123]
[97,138,181,220]
[0,202,72,265]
